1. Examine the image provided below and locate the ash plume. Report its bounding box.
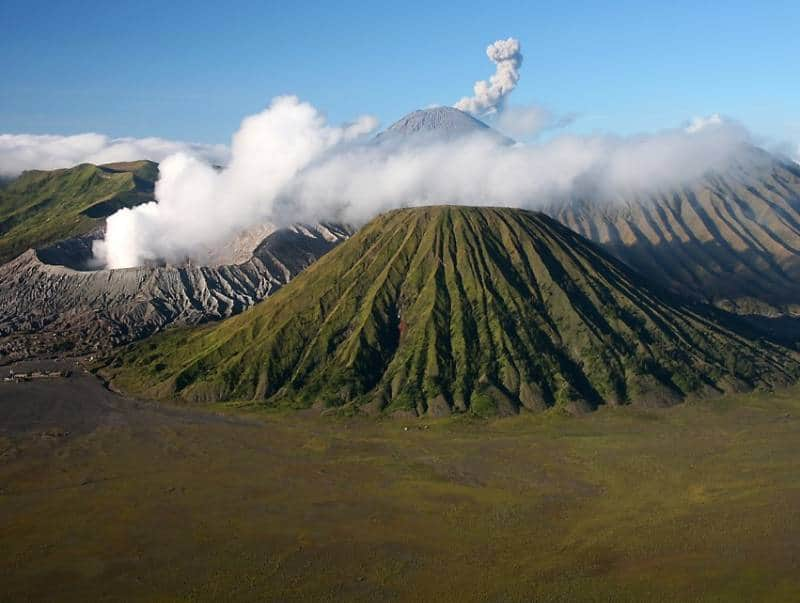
[455,38,523,116]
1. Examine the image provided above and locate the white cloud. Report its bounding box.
[488,105,577,139]
[0,132,229,177]
[685,113,723,134]
[93,96,378,268]
[286,113,752,225]
[93,94,753,269]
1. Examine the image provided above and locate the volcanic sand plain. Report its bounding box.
[1,362,800,601]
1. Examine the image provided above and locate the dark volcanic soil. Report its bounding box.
[0,360,253,439]
[1,360,130,438]
[1,368,800,601]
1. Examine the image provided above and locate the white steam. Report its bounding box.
[455,38,523,116]
[286,116,751,225]
[93,96,378,268]
[93,93,753,269]
[0,133,228,177]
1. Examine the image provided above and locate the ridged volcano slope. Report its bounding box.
[551,151,800,313]
[106,207,800,416]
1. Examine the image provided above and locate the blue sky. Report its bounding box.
[1,0,798,147]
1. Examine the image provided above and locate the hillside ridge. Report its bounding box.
[0,160,158,263]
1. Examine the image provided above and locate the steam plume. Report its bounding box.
[93,93,753,269]
[93,96,378,268]
[455,38,523,116]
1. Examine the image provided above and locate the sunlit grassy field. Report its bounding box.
[2,379,800,601]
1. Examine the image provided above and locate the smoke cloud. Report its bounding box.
[455,38,523,116]
[285,115,751,226]
[93,92,753,269]
[93,96,378,268]
[0,133,228,177]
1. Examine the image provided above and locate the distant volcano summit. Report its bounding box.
[376,106,512,144]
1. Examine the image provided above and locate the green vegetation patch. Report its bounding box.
[0,160,157,263]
